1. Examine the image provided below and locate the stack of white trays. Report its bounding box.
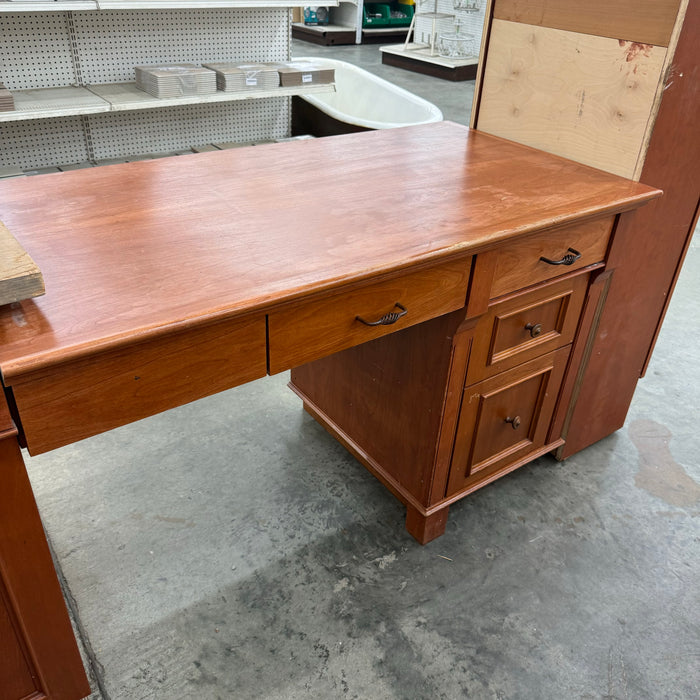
[134,64,217,98]
[203,63,280,91]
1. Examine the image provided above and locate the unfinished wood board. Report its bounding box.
[0,221,44,306]
[493,0,681,47]
[476,19,667,179]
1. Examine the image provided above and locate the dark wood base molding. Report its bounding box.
[381,52,479,82]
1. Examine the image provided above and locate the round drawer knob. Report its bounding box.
[525,322,543,338]
[505,415,521,429]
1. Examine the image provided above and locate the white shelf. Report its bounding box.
[415,12,454,19]
[0,1,94,9]
[381,43,478,69]
[362,27,410,34]
[0,0,336,11]
[0,82,336,121]
[90,82,335,112]
[96,1,339,7]
[292,22,355,34]
[2,86,109,121]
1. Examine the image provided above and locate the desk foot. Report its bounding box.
[405,505,449,544]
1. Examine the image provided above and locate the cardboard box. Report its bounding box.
[277,61,335,87]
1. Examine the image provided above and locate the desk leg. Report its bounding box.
[0,405,91,699]
[405,505,449,545]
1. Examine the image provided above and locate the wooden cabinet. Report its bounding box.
[471,0,700,458]
[290,225,607,543]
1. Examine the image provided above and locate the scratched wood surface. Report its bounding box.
[476,20,667,179]
[0,220,44,307]
[0,122,658,381]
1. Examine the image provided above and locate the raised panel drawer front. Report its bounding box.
[466,273,589,384]
[491,216,613,298]
[267,256,472,374]
[447,347,570,496]
[11,313,268,455]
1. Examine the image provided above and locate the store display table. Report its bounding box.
[0,122,659,699]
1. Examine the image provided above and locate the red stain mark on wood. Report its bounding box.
[624,42,653,62]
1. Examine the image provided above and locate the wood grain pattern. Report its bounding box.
[0,394,90,700]
[0,123,659,384]
[268,257,471,374]
[493,0,682,47]
[11,313,267,454]
[477,20,667,178]
[490,216,612,298]
[0,220,44,307]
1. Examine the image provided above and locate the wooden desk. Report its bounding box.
[0,122,659,699]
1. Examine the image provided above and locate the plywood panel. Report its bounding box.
[0,221,44,306]
[477,20,666,179]
[559,0,700,457]
[493,0,681,47]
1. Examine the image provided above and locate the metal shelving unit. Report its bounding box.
[380,0,484,80]
[0,4,320,169]
[1,83,335,122]
[0,1,320,10]
[292,0,411,46]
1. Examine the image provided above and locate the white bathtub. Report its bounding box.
[292,57,443,135]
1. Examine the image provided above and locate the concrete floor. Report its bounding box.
[24,43,699,700]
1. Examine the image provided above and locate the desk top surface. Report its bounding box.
[0,121,659,379]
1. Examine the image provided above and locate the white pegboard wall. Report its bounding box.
[414,0,486,55]
[0,117,90,169]
[73,9,290,84]
[0,13,77,89]
[86,98,290,161]
[0,7,293,169]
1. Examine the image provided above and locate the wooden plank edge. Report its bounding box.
[492,0,681,48]
[0,221,45,307]
[469,0,495,128]
[632,0,690,181]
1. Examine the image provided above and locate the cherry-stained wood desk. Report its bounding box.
[0,122,659,699]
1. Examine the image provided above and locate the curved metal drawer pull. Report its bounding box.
[356,303,407,327]
[539,247,581,266]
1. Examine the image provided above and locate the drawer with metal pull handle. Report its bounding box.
[446,346,570,496]
[267,256,472,374]
[466,272,589,384]
[490,216,613,298]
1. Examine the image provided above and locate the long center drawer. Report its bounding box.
[268,256,472,374]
